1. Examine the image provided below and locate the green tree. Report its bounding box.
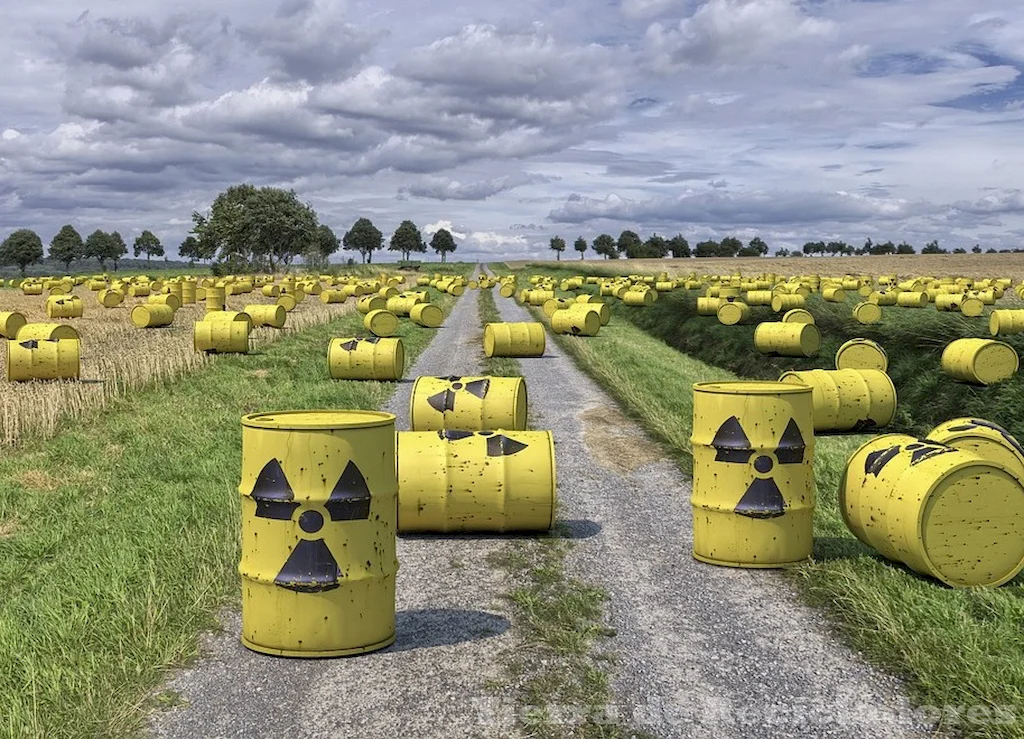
[573,236,587,259]
[430,228,457,263]
[549,235,567,261]
[693,240,720,257]
[952,247,967,254]
[388,220,426,261]
[896,241,915,255]
[49,224,83,270]
[802,241,825,256]
[667,234,690,258]
[737,236,768,257]
[921,240,946,254]
[972,244,982,254]
[84,230,112,270]
[644,234,668,258]
[617,230,642,258]
[0,229,44,276]
[108,231,128,271]
[179,236,200,265]
[592,233,618,259]
[718,236,742,257]
[825,241,848,256]
[343,218,383,264]
[316,224,340,259]
[133,230,164,261]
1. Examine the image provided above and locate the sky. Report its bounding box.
[2,0,1024,262]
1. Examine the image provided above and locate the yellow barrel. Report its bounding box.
[356,295,386,315]
[98,289,124,308]
[22,283,42,295]
[690,382,814,567]
[483,322,545,358]
[7,338,81,381]
[327,337,404,380]
[753,322,821,357]
[17,323,79,341]
[745,290,774,306]
[822,287,846,303]
[364,309,398,337]
[45,295,83,319]
[839,435,1024,587]
[989,309,1024,336]
[566,301,610,326]
[622,289,655,307]
[959,297,984,318]
[320,289,347,304]
[128,284,151,298]
[934,294,964,312]
[181,281,197,305]
[245,304,287,329]
[148,294,181,311]
[206,286,226,312]
[896,291,928,307]
[239,410,398,656]
[852,302,881,324]
[499,284,516,298]
[410,303,444,328]
[941,338,1018,385]
[277,294,297,312]
[835,338,888,372]
[261,284,281,298]
[397,429,555,533]
[526,289,554,307]
[779,368,895,432]
[386,296,419,316]
[409,376,527,431]
[771,294,805,312]
[0,311,26,339]
[194,318,250,354]
[717,301,750,326]
[130,304,175,328]
[927,417,1024,479]
[416,276,431,287]
[550,308,600,336]
[868,290,898,306]
[696,297,723,316]
[541,298,573,318]
[781,308,814,324]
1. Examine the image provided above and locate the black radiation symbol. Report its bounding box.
[945,418,1024,458]
[249,458,372,592]
[711,416,805,519]
[863,439,953,477]
[426,376,490,414]
[338,337,382,351]
[438,429,529,457]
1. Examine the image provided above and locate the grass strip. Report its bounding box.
[477,285,521,377]
[494,267,1024,739]
[0,288,456,739]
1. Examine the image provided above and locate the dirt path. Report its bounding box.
[490,279,929,737]
[150,276,521,738]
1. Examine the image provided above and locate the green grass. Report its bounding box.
[0,288,455,738]
[493,267,1024,739]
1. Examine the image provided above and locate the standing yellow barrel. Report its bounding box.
[45,295,83,319]
[245,304,287,329]
[0,312,26,339]
[550,308,600,336]
[98,289,124,308]
[16,323,79,341]
[852,302,881,324]
[320,290,347,304]
[717,301,750,326]
[181,281,197,305]
[328,337,404,380]
[148,293,181,311]
[927,417,1024,478]
[753,322,821,357]
[771,294,805,312]
[397,429,555,532]
[839,435,1024,587]
[239,410,398,656]
[622,289,655,307]
[194,317,250,354]
[277,294,297,312]
[131,304,175,328]
[364,309,398,337]
[835,338,888,372]
[691,382,815,567]
[779,369,895,432]
[410,303,443,328]
[781,308,814,324]
[483,322,545,358]
[941,338,1018,385]
[7,338,81,381]
[410,375,527,431]
[206,286,226,312]
[989,309,1024,336]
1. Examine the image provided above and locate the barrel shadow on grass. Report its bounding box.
[389,608,510,652]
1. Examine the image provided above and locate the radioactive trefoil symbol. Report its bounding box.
[438,429,528,457]
[711,416,805,519]
[945,418,1024,457]
[248,458,372,593]
[863,439,954,476]
[338,337,382,351]
[426,376,490,414]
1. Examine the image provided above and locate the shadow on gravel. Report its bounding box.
[555,518,603,540]
[389,608,510,653]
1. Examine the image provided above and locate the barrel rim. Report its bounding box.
[242,409,397,430]
[692,380,812,396]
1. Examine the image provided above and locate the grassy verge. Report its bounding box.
[477,286,521,377]
[0,288,455,738]
[493,270,1024,739]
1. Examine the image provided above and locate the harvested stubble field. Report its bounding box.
[0,287,352,445]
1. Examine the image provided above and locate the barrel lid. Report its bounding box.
[836,338,888,372]
[927,418,1024,478]
[782,308,815,324]
[693,381,812,396]
[852,302,882,324]
[242,410,396,430]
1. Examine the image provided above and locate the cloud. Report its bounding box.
[400,173,552,200]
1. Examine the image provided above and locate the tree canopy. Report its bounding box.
[83,230,113,270]
[133,230,164,261]
[109,231,128,270]
[617,230,642,258]
[343,218,383,264]
[49,224,83,269]
[0,229,44,275]
[593,234,617,259]
[389,220,426,261]
[549,236,566,261]
[430,228,457,263]
[573,236,588,259]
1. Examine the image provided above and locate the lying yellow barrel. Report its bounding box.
[542,298,574,318]
[128,284,151,298]
[261,284,281,298]
[717,301,750,326]
[550,309,600,336]
[989,309,1024,336]
[696,297,723,316]
[483,322,545,358]
[7,338,81,381]
[45,296,83,319]
[131,304,175,328]
[0,311,26,339]
[852,302,881,324]
[194,316,250,354]
[410,303,443,328]
[319,290,347,304]
[328,337,404,380]
[835,338,888,372]
[17,323,79,341]
[98,289,124,308]
[245,304,287,329]
[781,308,814,324]
[397,429,555,532]
[357,295,386,314]
[897,291,928,308]
[239,410,398,656]
[691,382,815,567]
[753,322,820,357]
[927,417,1024,478]
[364,309,398,337]
[745,290,774,306]
[779,369,895,432]
[148,294,181,311]
[567,301,610,327]
[941,338,1018,385]
[21,283,42,295]
[277,294,297,312]
[822,287,846,303]
[386,296,418,316]
[622,289,655,307]
[409,376,527,431]
[771,294,805,312]
[498,284,516,298]
[840,435,1024,587]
